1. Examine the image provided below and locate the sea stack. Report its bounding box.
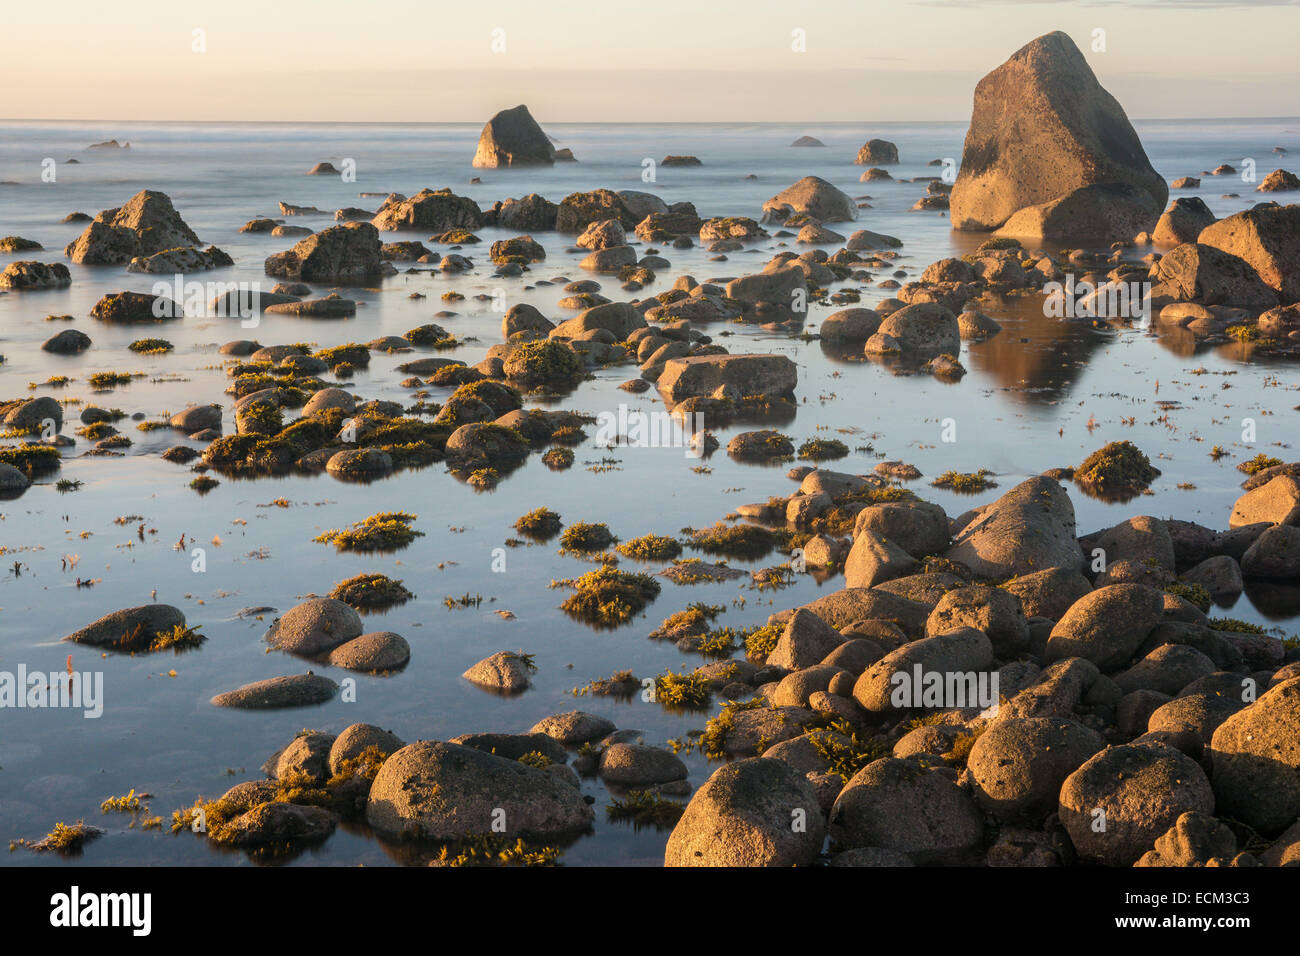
[472,104,556,168]
[950,31,1167,241]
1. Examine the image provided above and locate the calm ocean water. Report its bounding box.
[1,119,1297,865]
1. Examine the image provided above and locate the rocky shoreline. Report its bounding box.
[4,30,1300,868]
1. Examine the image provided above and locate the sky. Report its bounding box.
[1,0,1297,122]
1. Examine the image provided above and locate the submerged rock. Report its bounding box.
[210,673,339,709]
[64,604,186,647]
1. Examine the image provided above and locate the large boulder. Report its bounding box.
[656,354,797,404]
[950,32,1166,234]
[1208,676,1300,833]
[820,307,881,342]
[766,608,845,671]
[946,476,1084,579]
[471,104,556,168]
[265,598,364,657]
[1044,584,1164,672]
[0,261,72,290]
[664,758,824,867]
[725,264,807,307]
[65,190,201,264]
[264,222,384,284]
[366,741,594,840]
[1197,202,1300,302]
[556,190,637,233]
[1229,474,1300,528]
[372,188,482,232]
[864,302,959,357]
[855,139,899,165]
[843,530,917,589]
[967,716,1105,821]
[829,758,984,863]
[1001,567,1094,620]
[1148,242,1278,309]
[995,183,1162,243]
[495,193,558,231]
[1152,197,1217,246]
[852,626,995,713]
[550,301,646,340]
[1058,743,1215,866]
[761,176,857,224]
[926,586,1029,656]
[3,396,63,432]
[853,501,951,557]
[1241,524,1300,579]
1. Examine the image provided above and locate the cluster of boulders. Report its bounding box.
[658,468,1300,865]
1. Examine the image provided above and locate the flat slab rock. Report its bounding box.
[64,604,186,647]
[210,673,339,709]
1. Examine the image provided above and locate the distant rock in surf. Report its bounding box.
[472,104,556,168]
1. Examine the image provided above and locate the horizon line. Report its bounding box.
[3,115,1300,126]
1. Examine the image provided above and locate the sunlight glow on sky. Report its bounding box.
[1,0,1297,121]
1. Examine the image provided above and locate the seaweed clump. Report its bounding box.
[315,512,423,552]
[329,573,415,610]
[554,566,661,627]
[1074,440,1160,500]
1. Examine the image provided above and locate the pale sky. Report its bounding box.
[2,0,1297,121]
